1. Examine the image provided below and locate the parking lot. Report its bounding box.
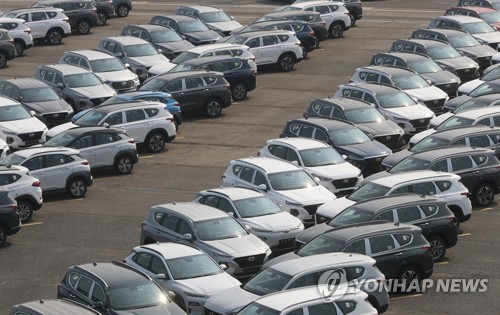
[0,0,499,313]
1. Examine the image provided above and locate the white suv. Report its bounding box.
[0,165,42,223]
[1,8,71,45]
[0,18,33,56]
[221,157,336,226]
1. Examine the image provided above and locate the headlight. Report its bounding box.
[312,174,333,182]
[184,292,207,298]
[213,251,232,259]
[253,228,272,233]
[3,130,15,135]
[392,116,408,121]
[286,200,303,207]
[347,154,361,160]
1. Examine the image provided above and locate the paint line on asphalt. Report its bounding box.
[458,233,471,237]
[389,294,422,301]
[22,222,43,227]
[45,198,83,204]
[139,155,155,159]
[480,207,493,212]
[435,261,448,265]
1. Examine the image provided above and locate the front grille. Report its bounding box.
[332,177,358,189]
[303,204,322,215]
[42,112,69,123]
[435,82,459,97]
[374,134,405,151]
[271,237,296,251]
[476,56,492,70]
[362,156,388,175]
[111,80,135,90]
[233,253,266,268]
[18,131,43,142]
[204,308,223,315]
[90,97,110,106]
[455,67,480,82]
[423,98,446,114]
[315,213,331,224]
[409,117,432,132]
[489,42,500,50]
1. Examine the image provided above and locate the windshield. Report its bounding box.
[237,303,280,315]
[140,78,167,91]
[0,104,32,121]
[90,58,125,72]
[74,110,106,126]
[481,12,500,23]
[436,116,475,131]
[169,63,197,73]
[151,30,183,43]
[178,20,209,32]
[470,81,500,97]
[482,67,500,81]
[448,34,481,48]
[328,128,371,146]
[226,36,248,45]
[108,280,168,310]
[407,59,443,73]
[194,217,248,241]
[125,43,158,57]
[0,153,25,166]
[243,268,292,296]
[427,46,461,59]
[171,51,199,64]
[66,73,102,88]
[463,21,495,34]
[348,182,391,202]
[377,91,416,108]
[390,157,430,172]
[201,11,232,23]
[20,87,60,102]
[344,107,386,124]
[454,98,494,114]
[297,234,344,256]
[300,147,345,166]
[267,169,317,190]
[44,132,78,147]
[166,254,222,280]
[1,13,17,18]
[412,136,449,152]
[329,207,376,226]
[234,196,282,218]
[393,74,429,89]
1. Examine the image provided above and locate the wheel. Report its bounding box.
[114,155,134,174]
[312,35,319,49]
[146,132,166,153]
[46,29,63,45]
[0,224,6,247]
[231,82,248,101]
[349,14,356,27]
[204,99,222,117]
[96,12,107,26]
[17,200,34,224]
[14,40,24,56]
[66,178,88,198]
[301,45,308,59]
[329,22,345,38]
[117,4,130,17]
[428,236,446,262]
[278,54,295,72]
[474,182,495,207]
[76,19,91,35]
[0,52,7,69]
[174,119,180,132]
[397,266,422,292]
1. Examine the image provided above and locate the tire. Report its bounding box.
[474,182,495,207]
[397,266,422,293]
[231,82,248,101]
[301,45,308,59]
[46,29,63,45]
[0,224,6,247]
[117,4,130,17]
[312,35,319,49]
[96,12,107,26]
[278,54,295,72]
[14,40,24,56]
[329,22,345,38]
[0,52,7,69]
[66,178,88,198]
[146,132,166,153]
[428,236,446,262]
[114,155,134,174]
[204,99,223,117]
[174,119,180,132]
[349,14,356,27]
[76,19,91,35]
[16,200,34,224]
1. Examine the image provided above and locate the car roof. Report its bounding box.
[322,221,420,242]
[154,14,199,22]
[430,125,500,139]
[64,49,117,60]
[100,36,149,45]
[75,262,149,286]
[5,7,63,14]
[0,95,19,106]
[352,193,445,213]
[231,29,295,38]
[39,63,92,75]
[414,27,471,37]
[408,145,494,160]
[200,186,264,201]
[454,106,500,119]
[177,5,223,13]
[135,242,203,260]
[341,82,402,94]
[433,15,485,24]
[358,65,417,77]
[91,100,162,112]
[262,10,322,19]
[0,18,28,24]
[178,55,249,66]
[395,38,449,48]
[290,1,343,8]
[452,5,498,13]
[251,20,308,28]
[151,202,230,222]
[265,137,331,150]
[36,0,81,4]
[313,96,374,110]
[182,43,248,54]
[370,170,460,186]
[374,51,433,61]
[290,117,355,129]
[2,77,50,89]
[0,165,29,173]
[12,298,100,315]
[152,70,223,80]
[232,156,302,173]
[11,147,80,158]
[124,24,172,33]
[62,126,126,136]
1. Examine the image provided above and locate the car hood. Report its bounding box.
[230,25,246,35]
[184,30,220,41]
[315,197,356,219]
[23,99,72,113]
[337,141,391,158]
[204,234,268,256]
[128,54,170,68]
[240,211,303,231]
[404,86,448,102]
[429,112,454,129]
[175,273,241,296]
[444,95,471,110]
[420,70,460,86]
[96,69,137,82]
[70,85,116,98]
[381,150,413,168]
[305,162,360,179]
[409,128,437,146]
[295,222,333,244]
[205,286,259,313]
[1,118,47,133]
[457,78,484,95]
[207,20,242,32]
[149,62,176,76]
[263,251,299,268]
[459,45,496,58]
[155,41,194,53]
[47,121,77,138]
[385,105,435,120]
[114,302,184,315]
[436,56,477,70]
[276,185,336,205]
[357,121,403,136]
[473,32,500,44]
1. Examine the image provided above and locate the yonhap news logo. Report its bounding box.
[317,269,350,301]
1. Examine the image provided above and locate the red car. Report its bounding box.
[446,6,500,29]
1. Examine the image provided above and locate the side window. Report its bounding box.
[435,181,452,192]
[469,135,492,147]
[380,75,392,85]
[472,155,488,166]
[254,171,267,186]
[494,115,500,127]
[133,252,152,269]
[364,93,376,104]
[451,138,466,146]
[125,109,146,123]
[165,80,183,92]
[365,72,379,83]
[42,70,55,83]
[79,58,90,69]
[314,129,329,142]
[239,166,255,182]
[307,302,337,315]
[1,84,13,97]
[391,185,411,194]
[69,273,81,287]
[22,156,45,171]
[203,76,218,86]
[144,108,159,117]
[262,35,279,46]
[285,309,304,315]
[374,210,394,222]
[31,12,47,22]
[72,135,93,149]
[318,103,333,116]
[476,117,491,126]
[268,145,287,159]
[218,198,235,213]
[410,182,437,195]
[396,206,423,222]
[421,204,438,217]
[488,133,500,144]
[284,149,300,163]
[415,46,426,54]
[297,125,314,138]
[91,284,106,303]
[394,60,406,67]
[343,239,366,254]
[288,272,316,289]
[76,276,93,297]
[394,233,412,246]
[0,174,21,186]
[348,90,363,100]
[369,235,396,254]
[277,34,289,42]
[150,255,167,275]
[382,58,396,66]
[200,195,219,208]
[450,156,473,171]
[104,112,124,125]
[47,154,73,167]
[245,37,260,48]
[185,77,204,89]
[177,218,193,235]
[161,214,179,231]
[429,159,449,172]
[95,133,118,145]
[54,74,64,85]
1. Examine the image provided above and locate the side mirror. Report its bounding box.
[116,52,123,57]
[290,160,299,166]
[220,263,228,270]
[29,110,36,116]
[167,291,176,300]
[93,301,104,309]
[230,15,235,20]
[411,96,419,103]
[157,48,163,54]
[155,273,168,280]
[244,224,252,231]
[181,233,193,241]
[313,176,320,183]
[257,184,268,191]
[227,212,234,217]
[426,79,432,85]
[181,35,186,39]
[458,50,464,56]
[56,83,65,88]
[124,63,130,68]
[342,155,348,160]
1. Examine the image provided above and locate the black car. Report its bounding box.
[0,29,16,69]
[168,55,256,101]
[149,15,221,46]
[10,298,101,315]
[57,261,186,315]
[121,24,194,60]
[0,78,74,127]
[0,189,20,247]
[344,0,363,26]
[92,0,114,26]
[267,221,434,285]
[298,194,458,262]
[140,70,232,117]
[280,118,392,175]
[303,97,406,152]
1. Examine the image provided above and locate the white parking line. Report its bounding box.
[139,155,155,159]
[458,233,471,237]
[480,207,493,212]
[389,293,422,301]
[45,199,83,204]
[21,222,43,227]
[435,261,449,266]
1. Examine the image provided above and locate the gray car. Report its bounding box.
[0,29,16,69]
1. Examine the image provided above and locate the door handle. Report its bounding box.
[394,252,403,256]
[419,222,429,226]
[69,293,75,298]
[473,171,479,174]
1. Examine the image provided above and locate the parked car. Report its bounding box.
[34,64,116,112]
[1,8,71,45]
[109,0,132,18]
[445,6,500,30]
[221,156,337,226]
[193,186,305,253]
[124,242,241,313]
[10,298,101,315]
[258,137,363,195]
[0,78,74,128]
[458,63,500,94]
[140,202,272,280]
[0,18,33,56]
[457,0,500,10]
[149,15,221,46]
[175,5,242,36]
[0,189,20,247]
[0,29,16,68]
[92,0,115,26]
[0,147,93,198]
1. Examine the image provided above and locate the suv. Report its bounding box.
[369,52,461,97]
[221,156,337,226]
[1,8,71,45]
[303,97,406,152]
[32,0,98,35]
[0,18,33,56]
[57,261,185,314]
[10,299,101,315]
[92,0,115,26]
[109,0,132,17]
[0,147,93,198]
[44,126,138,175]
[0,29,16,68]
[0,78,74,128]
[34,64,117,112]
[58,49,140,93]
[0,165,43,224]
[140,70,232,118]
[458,63,500,94]
[149,15,221,46]
[258,138,363,195]
[140,202,272,279]
[446,6,500,29]
[315,170,472,225]
[204,253,388,314]
[458,0,500,10]
[280,118,391,175]
[175,5,243,36]
[121,24,194,60]
[47,101,177,153]
[350,66,450,115]
[0,189,20,247]
[96,36,172,83]
[301,194,458,262]
[224,30,303,72]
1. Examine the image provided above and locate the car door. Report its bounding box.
[245,36,263,64]
[70,134,96,167]
[179,77,208,110]
[259,35,281,64]
[122,108,150,142]
[20,156,47,190]
[153,212,181,242]
[26,11,50,39]
[366,234,402,279]
[43,153,74,190]
[449,155,478,191]
[92,132,123,167]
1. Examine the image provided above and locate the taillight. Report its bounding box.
[421,245,431,251]
[223,83,230,89]
[81,160,89,165]
[249,56,256,61]
[309,31,315,36]
[9,204,17,211]
[447,215,457,223]
[461,192,470,198]
[166,117,174,122]
[63,18,69,23]
[24,30,31,34]
[128,139,136,144]
[32,180,40,187]
[320,22,326,27]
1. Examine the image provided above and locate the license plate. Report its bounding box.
[279,238,295,245]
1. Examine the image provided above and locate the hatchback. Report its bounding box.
[149,15,221,46]
[0,189,20,247]
[0,18,33,56]
[175,5,242,36]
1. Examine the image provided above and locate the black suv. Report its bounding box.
[92,0,114,26]
[149,15,221,46]
[298,194,458,262]
[280,118,391,175]
[140,70,232,117]
[0,29,16,69]
[0,189,20,247]
[268,221,434,285]
[57,261,185,314]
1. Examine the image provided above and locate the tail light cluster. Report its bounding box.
[24,29,31,34]
[461,192,470,198]
[128,139,136,144]
[63,18,69,23]
[32,180,41,187]
[81,160,89,165]
[166,117,174,122]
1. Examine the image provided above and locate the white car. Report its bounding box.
[0,18,33,56]
[221,157,336,226]
[258,138,363,195]
[458,63,500,95]
[123,242,241,315]
[0,96,48,149]
[193,187,305,252]
[175,5,243,36]
[315,170,472,225]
